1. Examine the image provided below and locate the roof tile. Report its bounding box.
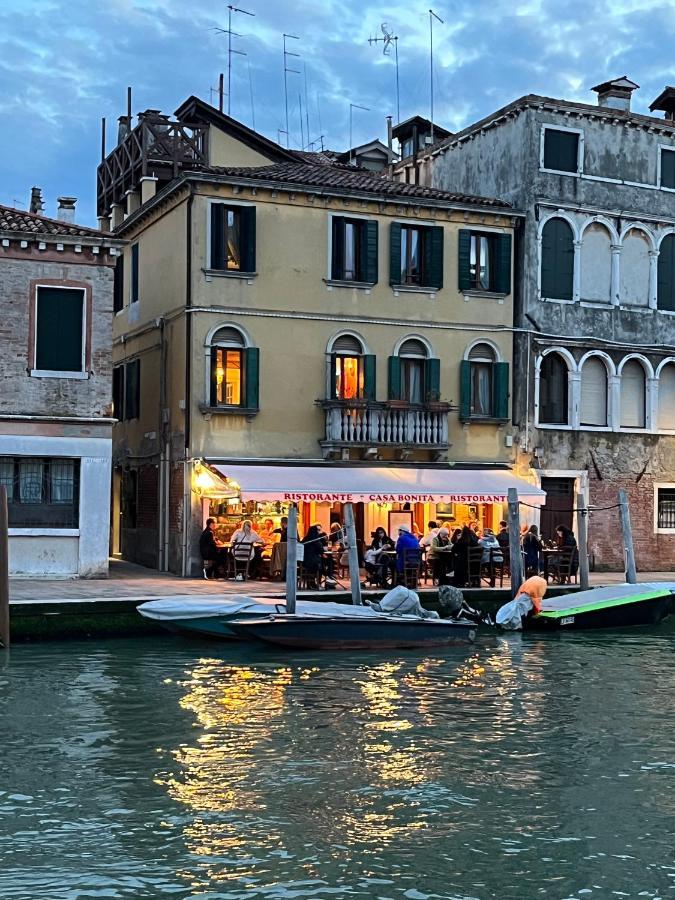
[0,205,104,238]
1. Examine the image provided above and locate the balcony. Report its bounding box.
[320,400,452,460]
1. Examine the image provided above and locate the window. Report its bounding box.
[401,138,414,158]
[539,353,569,425]
[661,148,675,189]
[658,364,675,429]
[579,357,608,427]
[130,243,139,304]
[541,218,574,301]
[580,223,611,303]
[658,234,675,312]
[331,217,378,283]
[459,344,509,421]
[388,338,440,405]
[328,333,375,401]
[34,286,85,374]
[0,457,79,528]
[210,204,256,272]
[390,223,443,289]
[543,128,580,173]
[113,255,124,313]
[209,326,259,410]
[656,486,675,530]
[458,231,511,294]
[620,229,650,307]
[620,360,646,429]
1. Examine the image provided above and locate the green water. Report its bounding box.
[1,631,674,900]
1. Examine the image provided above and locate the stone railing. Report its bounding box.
[321,401,450,448]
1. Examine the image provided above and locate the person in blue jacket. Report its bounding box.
[395,524,421,576]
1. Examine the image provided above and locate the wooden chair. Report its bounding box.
[487,549,506,588]
[231,543,252,581]
[466,546,484,587]
[399,548,422,589]
[555,550,578,584]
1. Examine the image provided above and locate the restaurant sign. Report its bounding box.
[280,492,507,503]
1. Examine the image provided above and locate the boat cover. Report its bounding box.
[137,596,386,622]
[538,582,675,619]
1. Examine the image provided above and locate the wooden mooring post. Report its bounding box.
[618,489,637,584]
[285,505,299,614]
[576,492,590,591]
[0,486,9,648]
[507,487,523,598]
[343,503,363,606]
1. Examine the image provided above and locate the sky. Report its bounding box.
[2,0,675,224]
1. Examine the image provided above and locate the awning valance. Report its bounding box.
[209,464,546,505]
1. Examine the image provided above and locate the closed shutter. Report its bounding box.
[125,359,140,420]
[662,149,675,189]
[113,255,124,312]
[424,357,441,401]
[620,360,646,428]
[112,366,125,420]
[658,235,675,312]
[389,222,402,284]
[539,353,569,424]
[131,243,139,302]
[495,234,512,294]
[580,357,607,426]
[493,362,510,420]
[458,229,472,291]
[332,334,363,354]
[388,355,401,400]
[459,359,472,420]
[541,218,574,301]
[209,347,219,406]
[543,129,579,172]
[35,287,84,372]
[332,216,345,280]
[363,354,376,401]
[362,220,378,284]
[659,364,675,429]
[244,347,260,409]
[210,204,225,269]
[423,226,444,289]
[240,207,256,273]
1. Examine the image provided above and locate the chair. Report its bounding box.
[466,546,484,587]
[270,542,287,580]
[298,564,321,590]
[487,549,506,588]
[231,542,253,581]
[399,548,422,589]
[555,550,578,585]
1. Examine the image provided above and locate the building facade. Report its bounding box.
[0,202,122,576]
[101,97,545,577]
[401,78,675,570]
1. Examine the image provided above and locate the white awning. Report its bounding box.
[210,464,546,505]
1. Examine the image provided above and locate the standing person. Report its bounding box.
[452,525,479,588]
[199,518,228,578]
[395,524,421,580]
[522,524,543,575]
[496,520,510,549]
[419,521,439,548]
[429,526,452,585]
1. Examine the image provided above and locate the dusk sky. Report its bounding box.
[2,0,675,224]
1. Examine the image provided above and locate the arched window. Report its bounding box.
[659,363,675,429]
[580,223,612,303]
[209,325,259,410]
[539,352,569,424]
[398,338,428,404]
[541,218,574,301]
[580,356,608,427]
[620,360,646,428]
[460,343,509,421]
[658,234,675,312]
[329,333,372,401]
[620,230,650,307]
[469,343,495,417]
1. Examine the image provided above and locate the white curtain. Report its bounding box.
[19,460,43,503]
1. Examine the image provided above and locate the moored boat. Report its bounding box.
[526,582,675,631]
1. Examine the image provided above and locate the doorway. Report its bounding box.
[539,477,575,542]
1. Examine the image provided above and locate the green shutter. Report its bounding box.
[658,235,675,312]
[210,204,225,269]
[541,218,574,301]
[125,359,140,420]
[241,206,256,273]
[458,229,472,291]
[35,287,83,372]
[494,362,510,420]
[112,365,125,420]
[662,149,675,189]
[331,217,345,279]
[113,255,124,312]
[363,354,376,401]
[495,234,512,294]
[425,358,441,402]
[245,347,260,409]
[362,220,378,284]
[459,359,472,420]
[131,243,139,302]
[389,222,402,285]
[543,129,579,173]
[209,348,219,406]
[388,355,401,400]
[423,226,444,289]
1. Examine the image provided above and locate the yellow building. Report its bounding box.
[100,97,542,575]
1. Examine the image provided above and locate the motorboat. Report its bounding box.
[526,582,675,631]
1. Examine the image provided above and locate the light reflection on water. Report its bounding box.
[1,630,674,899]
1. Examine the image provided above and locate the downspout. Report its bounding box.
[157,315,169,571]
[181,186,195,577]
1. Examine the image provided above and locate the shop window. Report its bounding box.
[543,127,580,173]
[539,352,569,425]
[620,360,646,429]
[130,243,139,304]
[658,234,675,312]
[330,217,378,283]
[459,344,509,421]
[658,363,675,429]
[580,356,608,427]
[389,222,443,289]
[113,255,124,312]
[541,218,574,301]
[0,457,79,528]
[458,231,512,294]
[210,204,256,272]
[209,326,259,410]
[388,338,440,404]
[34,286,84,374]
[329,334,375,401]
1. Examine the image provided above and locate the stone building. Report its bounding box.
[0,199,123,576]
[396,77,675,570]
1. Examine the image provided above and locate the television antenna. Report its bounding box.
[429,9,444,144]
[213,5,255,117]
[368,22,400,123]
[283,33,301,149]
[349,102,370,163]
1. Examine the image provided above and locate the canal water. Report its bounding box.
[1,631,674,900]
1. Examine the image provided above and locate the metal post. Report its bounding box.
[394,36,400,123]
[508,487,523,598]
[0,486,9,649]
[218,73,224,113]
[429,9,443,145]
[343,503,363,606]
[618,489,637,584]
[285,505,298,614]
[576,492,590,590]
[227,5,232,115]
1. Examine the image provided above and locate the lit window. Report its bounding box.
[334,356,363,400]
[215,348,242,405]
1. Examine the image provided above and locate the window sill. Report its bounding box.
[323,279,375,292]
[203,268,257,282]
[580,301,614,310]
[391,283,438,297]
[540,167,582,177]
[540,296,576,305]
[536,422,573,430]
[30,369,88,380]
[619,305,653,314]
[460,415,509,425]
[462,289,506,303]
[199,403,259,419]
[9,527,79,537]
[657,308,675,316]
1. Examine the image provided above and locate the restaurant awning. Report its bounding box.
[210,464,546,505]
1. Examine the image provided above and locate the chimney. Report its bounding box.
[591,76,639,112]
[29,187,44,215]
[650,86,675,121]
[386,115,393,151]
[56,197,77,224]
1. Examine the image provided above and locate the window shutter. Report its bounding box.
[210,204,225,269]
[620,361,645,428]
[458,229,472,291]
[543,130,579,173]
[388,355,401,400]
[459,360,472,420]
[125,359,140,420]
[363,354,376,401]
[35,287,84,372]
[425,357,441,401]
[332,217,345,280]
[112,366,125,420]
[113,255,124,312]
[362,220,378,284]
[210,348,219,406]
[662,149,675,189]
[245,347,260,409]
[493,361,510,420]
[659,364,675,429]
[131,243,139,302]
[580,358,607,426]
[389,222,402,285]
[541,218,574,301]
[423,226,444,289]
[658,235,675,312]
[495,234,512,294]
[241,206,256,273]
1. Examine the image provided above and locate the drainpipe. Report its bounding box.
[181,185,195,577]
[157,315,169,572]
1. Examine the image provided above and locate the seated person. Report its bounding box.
[257,517,276,546]
[301,524,337,588]
[522,524,543,575]
[231,519,262,578]
[479,528,503,565]
[328,521,345,552]
[496,520,510,549]
[429,527,453,585]
[199,518,228,577]
[395,524,421,579]
[363,527,395,587]
[419,520,439,548]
